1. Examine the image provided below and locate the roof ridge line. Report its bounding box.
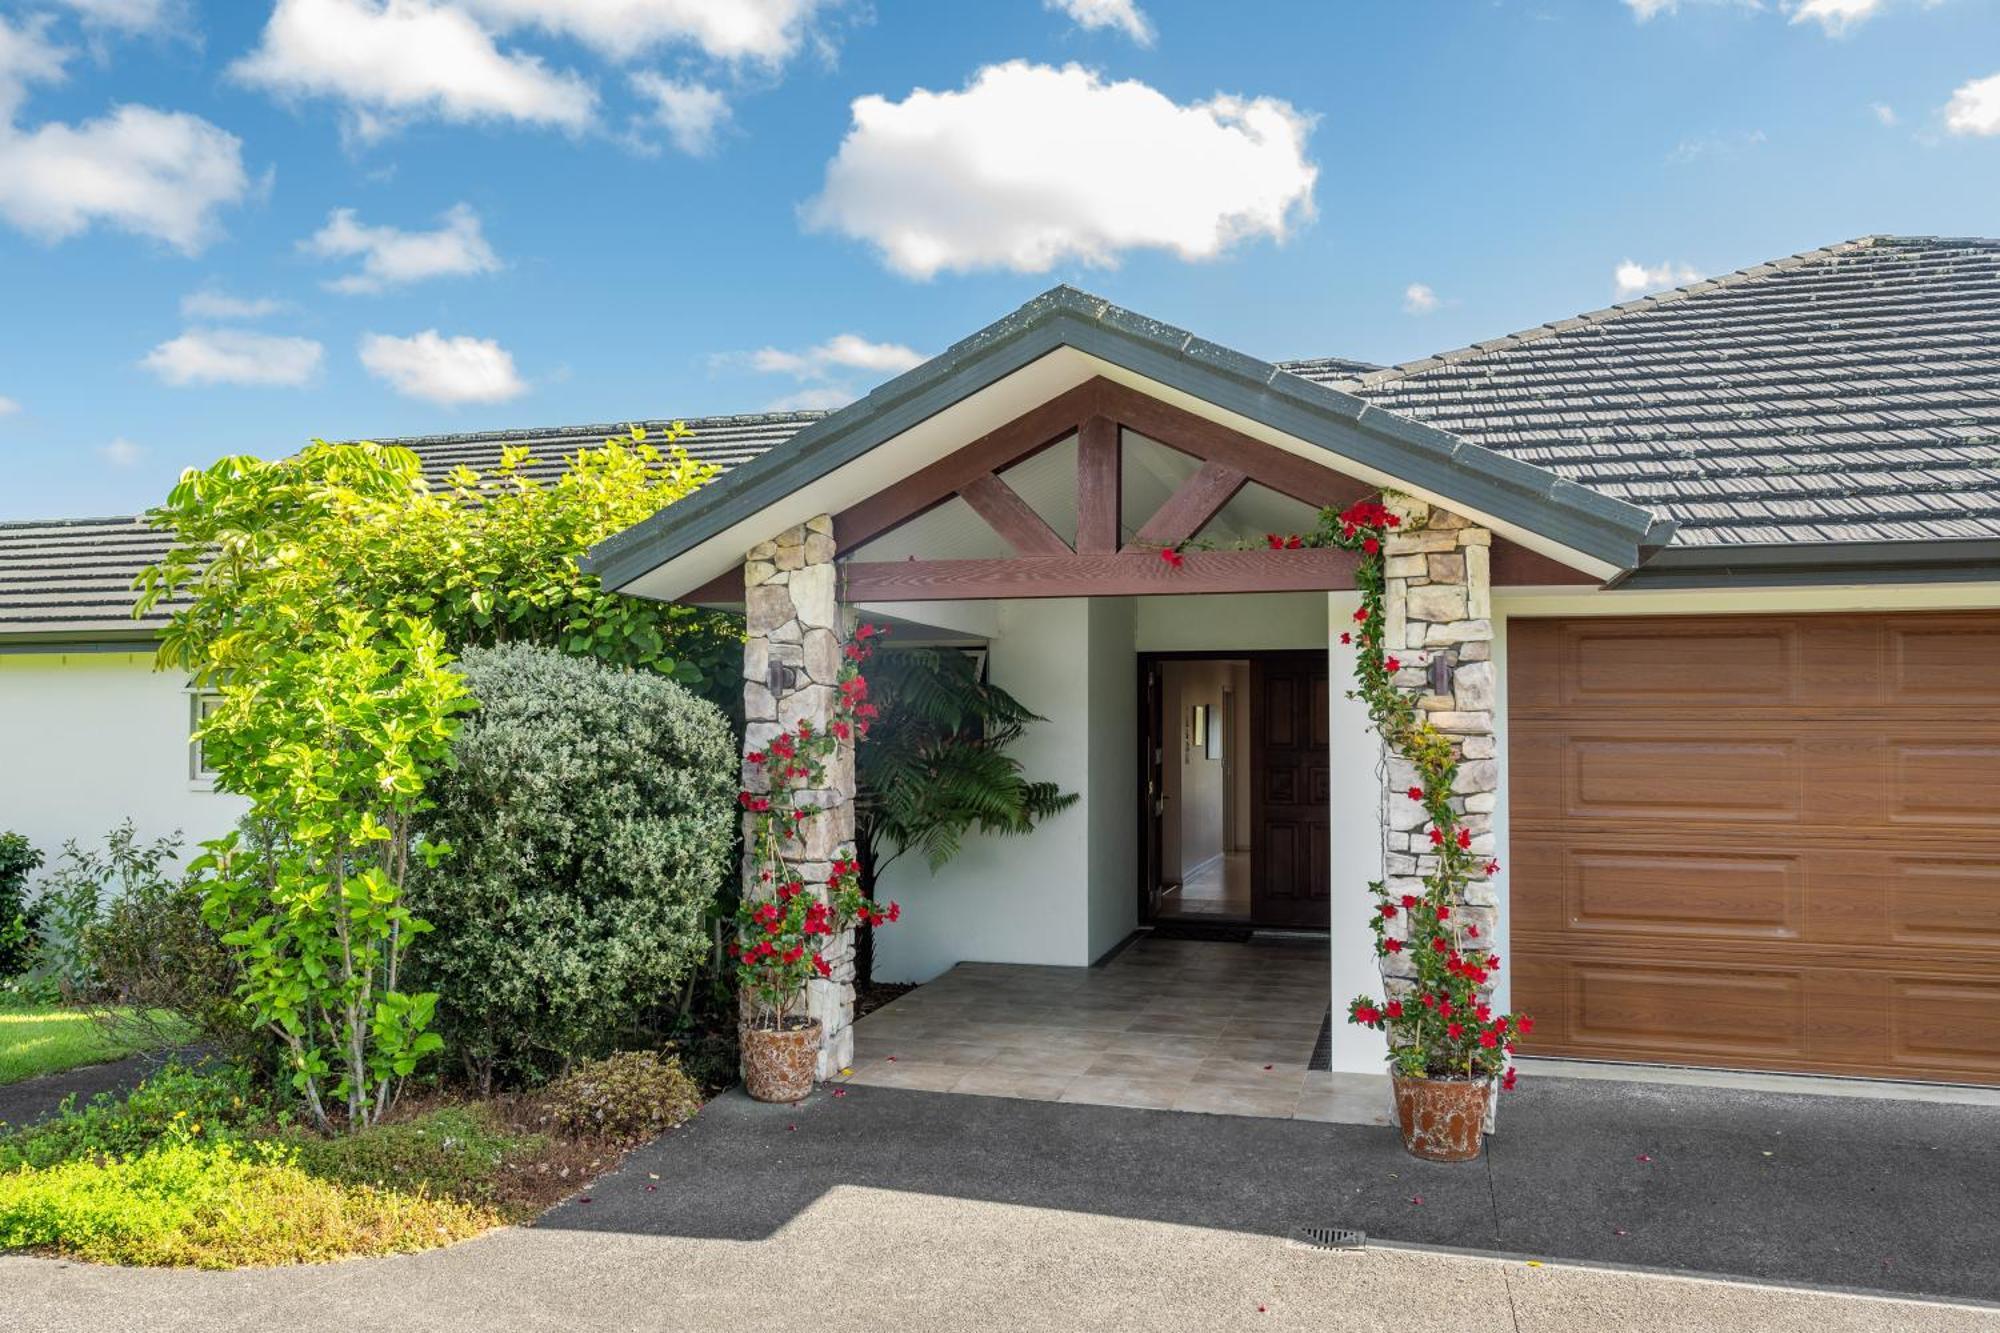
[1347,235,1888,392]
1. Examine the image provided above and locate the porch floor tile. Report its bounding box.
[839,934,1393,1123]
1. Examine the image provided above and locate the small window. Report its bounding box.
[188,690,223,786]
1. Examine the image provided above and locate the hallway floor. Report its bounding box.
[1159,851,1250,918]
[840,935,1389,1124]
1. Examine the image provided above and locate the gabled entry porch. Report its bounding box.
[583,285,1667,1085]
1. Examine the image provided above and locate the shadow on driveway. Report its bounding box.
[537,1075,1998,1305]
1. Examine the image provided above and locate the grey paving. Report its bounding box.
[535,1073,2000,1304]
[0,1046,196,1131]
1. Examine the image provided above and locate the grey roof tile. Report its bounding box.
[1277,235,2000,547]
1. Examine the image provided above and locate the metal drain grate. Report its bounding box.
[1294,1226,1366,1251]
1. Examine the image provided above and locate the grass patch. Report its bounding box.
[0,1002,193,1086]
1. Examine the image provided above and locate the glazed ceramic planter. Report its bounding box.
[1391,1072,1491,1162]
[741,1018,822,1103]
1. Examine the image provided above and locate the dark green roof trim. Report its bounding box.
[583,286,1675,592]
[0,628,159,652]
[1611,538,2000,589]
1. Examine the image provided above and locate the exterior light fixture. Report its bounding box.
[1428,656,1454,697]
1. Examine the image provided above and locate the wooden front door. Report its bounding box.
[1510,611,2000,1085]
[1250,653,1332,928]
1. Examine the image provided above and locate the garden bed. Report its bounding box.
[0,1051,707,1270]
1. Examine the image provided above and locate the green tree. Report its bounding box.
[137,426,736,695]
[0,833,43,984]
[187,611,471,1130]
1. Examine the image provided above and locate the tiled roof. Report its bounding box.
[1279,235,2000,548]
[0,411,825,641]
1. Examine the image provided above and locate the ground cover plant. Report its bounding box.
[0,1054,699,1268]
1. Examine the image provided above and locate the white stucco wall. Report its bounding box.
[0,651,247,868]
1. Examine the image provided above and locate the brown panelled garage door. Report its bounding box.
[1509,612,2000,1085]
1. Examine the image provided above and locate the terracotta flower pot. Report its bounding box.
[741,1018,822,1103]
[1391,1072,1491,1162]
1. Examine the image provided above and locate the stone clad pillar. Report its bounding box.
[742,514,858,1079]
[1377,496,1499,989]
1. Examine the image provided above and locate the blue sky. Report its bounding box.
[1,0,1996,520]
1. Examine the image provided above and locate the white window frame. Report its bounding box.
[188,688,223,790]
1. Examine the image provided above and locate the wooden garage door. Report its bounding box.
[1510,612,2000,1085]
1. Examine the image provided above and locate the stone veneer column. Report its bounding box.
[1376,496,1499,994]
[742,514,858,1079]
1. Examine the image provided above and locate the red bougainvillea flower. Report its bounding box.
[1435,905,1450,921]
[746,750,767,765]
[812,954,831,978]
[1400,894,1419,909]
[1406,786,1424,801]
[1384,1000,1404,1019]
[1379,903,1398,919]
[1285,535,1304,549]
[1362,536,1380,554]
[1438,998,1454,1018]
[1446,1022,1465,1040]
[1428,828,1445,846]
[1483,859,1501,876]
[1385,656,1401,673]
[1479,1029,1500,1049]
[1352,606,1369,623]
[1383,938,1403,954]
[1339,632,1353,645]
[1430,936,1447,953]
[1159,547,1184,568]
[1266,533,1285,549]
[1354,1004,1381,1025]
[1467,924,1480,938]
[1501,1067,1518,1092]
[1517,1016,1534,1035]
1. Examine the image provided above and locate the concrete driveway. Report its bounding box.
[8,1075,1999,1332]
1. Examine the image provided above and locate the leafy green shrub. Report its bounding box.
[0,1137,494,1269]
[410,645,737,1090]
[83,863,252,1060]
[23,824,182,1003]
[0,834,41,985]
[541,1051,703,1141]
[0,1063,267,1172]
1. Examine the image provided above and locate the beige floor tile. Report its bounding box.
[1190,1057,1308,1090]
[1057,1075,1183,1110]
[841,1061,968,1092]
[1081,1050,1209,1081]
[949,1068,1077,1101]
[981,1045,1105,1076]
[1170,1082,1302,1119]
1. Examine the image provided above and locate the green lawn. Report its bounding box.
[0,1004,193,1086]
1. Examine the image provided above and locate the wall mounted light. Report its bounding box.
[1427,655,1454,697]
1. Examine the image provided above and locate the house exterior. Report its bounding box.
[5,234,1997,1087]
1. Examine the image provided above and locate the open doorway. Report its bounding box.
[1140,651,1330,930]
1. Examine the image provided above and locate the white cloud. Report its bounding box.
[53,0,179,35]
[1871,102,1898,126]
[0,15,251,253]
[1667,128,1766,162]
[0,395,18,416]
[1788,0,1882,34]
[304,203,501,293]
[750,333,925,379]
[232,0,596,138]
[1624,0,1678,17]
[1046,0,1154,45]
[142,328,324,387]
[763,386,856,411]
[1945,72,2000,137]
[629,72,729,155]
[1614,259,1703,297]
[100,437,144,467]
[1402,283,1440,315]
[181,289,284,320]
[805,61,1318,280]
[459,0,834,63]
[360,329,526,404]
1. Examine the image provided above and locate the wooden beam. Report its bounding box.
[1075,414,1120,554]
[1129,460,1247,551]
[959,473,1072,556]
[1098,381,1377,513]
[1491,539,1600,587]
[831,378,1106,552]
[841,547,1359,601]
